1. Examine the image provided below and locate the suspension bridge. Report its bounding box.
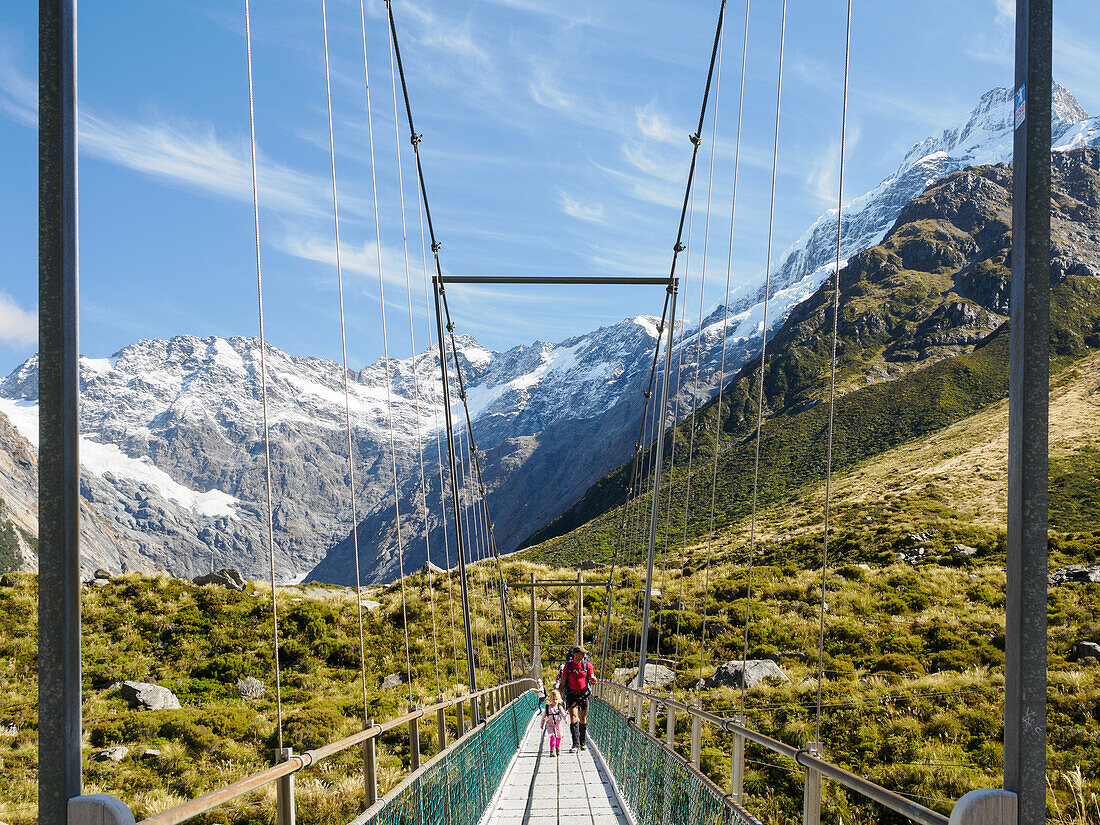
[37,0,1052,824]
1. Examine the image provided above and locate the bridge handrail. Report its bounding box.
[607,681,951,825]
[136,678,535,825]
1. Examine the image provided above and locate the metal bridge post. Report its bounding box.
[690,707,702,768]
[648,697,658,736]
[432,277,479,697]
[730,714,746,803]
[38,1,82,823]
[456,698,466,736]
[364,724,378,807]
[637,279,678,686]
[575,569,583,646]
[277,747,296,825]
[1006,3,1050,825]
[409,706,421,770]
[437,700,447,752]
[802,742,823,825]
[666,702,676,748]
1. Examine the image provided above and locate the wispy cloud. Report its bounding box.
[0,293,36,346]
[0,40,376,223]
[558,191,604,223]
[635,101,681,144]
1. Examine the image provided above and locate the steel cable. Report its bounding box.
[814,0,854,748]
[242,0,284,749]
[701,0,751,690]
[741,0,786,716]
[321,0,371,728]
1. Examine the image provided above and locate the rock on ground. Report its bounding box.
[193,568,248,591]
[1071,641,1100,663]
[120,681,182,711]
[612,663,676,688]
[92,746,128,763]
[697,659,789,690]
[381,672,408,689]
[1051,565,1100,585]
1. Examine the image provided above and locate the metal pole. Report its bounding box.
[38,1,81,823]
[576,569,583,646]
[637,280,678,683]
[1006,4,1050,825]
[276,748,296,825]
[363,732,377,807]
[432,277,479,702]
[803,742,823,825]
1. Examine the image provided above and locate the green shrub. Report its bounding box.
[869,653,925,676]
[278,703,344,751]
[931,649,974,673]
[192,653,250,683]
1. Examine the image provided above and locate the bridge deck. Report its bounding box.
[481,710,632,825]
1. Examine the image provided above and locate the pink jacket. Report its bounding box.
[542,703,565,737]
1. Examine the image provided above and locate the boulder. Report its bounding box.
[1070,641,1100,663]
[0,573,16,587]
[140,749,163,760]
[421,561,447,575]
[193,568,247,591]
[94,568,113,580]
[697,660,789,690]
[92,746,129,763]
[235,676,266,699]
[120,681,182,711]
[1050,565,1100,586]
[360,600,382,610]
[381,672,408,689]
[951,544,978,557]
[631,663,676,688]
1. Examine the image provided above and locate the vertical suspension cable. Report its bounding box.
[366,0,414,707]
[322,0,371,728]
[415,190,459,686]
[243,0,284,750]
[701,0,752,689]
[814,0,853,748]
[356,0,413,708]
[740,0,787,715]
[690,16,727,687]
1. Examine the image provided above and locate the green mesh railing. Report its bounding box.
[589,696,762,825]
[357,690,538,825]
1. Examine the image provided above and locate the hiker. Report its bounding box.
[542,689,565,757]
[535,678,546,711]
[560,645,595,752]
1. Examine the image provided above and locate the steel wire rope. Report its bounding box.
[454,414,484,685]
[242,0,284,749]
[699,0,752,692]
[413,189,461,689]
[740,0,787,716]
[430,301,522,684]
[379,9,444,698]
[656,177,696,664]
[634,0,726,692]
[689,12,731,688]
[596,292,671,681]
[671,175,701,668]
[322,0,372,729]
[377,0,417,706]
[813,0,853,750]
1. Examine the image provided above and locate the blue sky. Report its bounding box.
[2,0,1100,378]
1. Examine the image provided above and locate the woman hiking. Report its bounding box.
[560,645,595,752]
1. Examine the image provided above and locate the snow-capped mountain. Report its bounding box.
[722,83,1100,338]
[0,323,670,583]
[4,83,1098,585]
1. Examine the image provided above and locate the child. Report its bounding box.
[542,689,565,757]
[536,678,546,712]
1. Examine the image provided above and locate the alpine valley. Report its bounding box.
[3,83,1099,585]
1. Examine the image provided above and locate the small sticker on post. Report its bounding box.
[1014,84,1026,129]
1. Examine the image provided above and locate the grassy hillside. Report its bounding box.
[519,151,1100,563]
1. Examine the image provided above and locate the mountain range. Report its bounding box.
[2,83,1099,584]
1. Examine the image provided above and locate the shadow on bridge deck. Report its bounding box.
[482,712,632,825]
